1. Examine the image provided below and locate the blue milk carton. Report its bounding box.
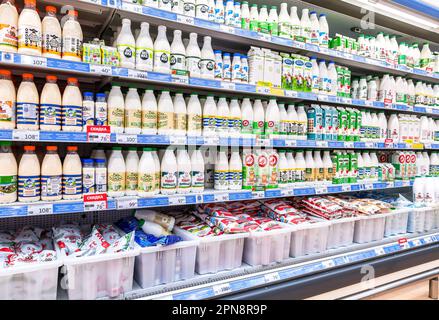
[306,104,323,140]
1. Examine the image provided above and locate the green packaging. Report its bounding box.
[343,67,351,97]
[337,107,348,141]
[83,43,101,65]
[281,53,293,90]
[346,108,357,142]
[303,58,312,92]
[101,46,120,66]
[348,152,358,183]
[336,65,344,97]
[292,55,305,91]
[355,110,362,142]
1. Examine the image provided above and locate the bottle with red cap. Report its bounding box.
[62,10,83,62]
[42,6,61,59]
[18,145,40,202]
[62,145,82,200]
[61,77,83,132]
[40,75,61,131]
[17,73,39,130]
[0,0,18,53]
[0,69,16,129]
[41,145,62,201]
[18,0,42,56]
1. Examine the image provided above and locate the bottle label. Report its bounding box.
[186,56,201,77]
[158,111,174,130]
[183,1,196,16]
[0,100,14,122]
[62,174,82,195]
[259,21,269,34]
[83,171,95,194]
[126,171,138,191]
[139,173,154,192]
[95,102,107,126]
[161,171,177,190]
[268,22,278,36]
[125,109,142,129]
[305,168,314,181]
[215,7,225,24]
[232,62,241,81]
[159,0,172,10]
[108,172,125,192]
[229,170,242,188]
[279,169,289,184]
[278,22,291,38]
[200,58,215,78]
[310,28,319,43]
[62,105,83,127]
[191,170,204,188]
[136,47,153,70]
[0,23,17,49]
[0,175,17,197]
[249,19,258,32]
[241,17,250,30]
[171,53,187,72]
[153,50,170,71]
[62,36,82,59]
[223,61,232,80]
[225,9,234,25]
[253,120,264,135]
[18,175,39,198]
[214,59,223,79]
[203,115,216,131]
[40,104,60,126]
[243,154,256,189]
[216,116,229,131]
[108,107,124,128]
[178,171,191,189]
[420,58,430,69]
[229,117,242,132]
[142,110,157,130]
[43,32,61,56]
[117,44,135,65]
[208,4,215,21]
[188,113,202,132]
[41,175,61,197]
[319,31,328,46]
[174,112,187,131]
[264,120,279,135]
[291,24,300,38]
[196,4,209,19]
[83,102,94,127]
[16,102,38,125]
[214,170,228,189]
[96,170,107,193]
[241,118,253,134]
[398,54,406,66]
[18,25,42,51]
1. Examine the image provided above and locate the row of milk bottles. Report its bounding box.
[115,20,216,79]
[412,152,439,179]
[0,70,84,131]
[413,177,439,206]
[0,0,83,61]
[308,58,338,95]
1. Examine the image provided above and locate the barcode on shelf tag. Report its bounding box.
[87,126,111,142]
[344,142,354,148]
[172,74,189,84]
[121,2,142,13]
[176,15,194,25]
[315,186,327,194]
[264,272,280,283]
[256,138,270,147]
[364,100,373,106]
[316,141,327,147]
[342,184,351,192]
[116,134,138,144]
[90,64,112,75]
[21,55,47,68]
[294,41,306,49]
[252,191,264,199]
[256,86,270,95]
[12,130,39,141]
[83,193,108,212]
[285,140,297,147]
[204,137,219,145]
[365,142,374,148]
[27,203,53,216]
[321,260,335,268]
[285,90,298,98]
[364,183,373,190]
[214,193,229,202]
[412,239,421,246]
[258,33,271,42]
[220,25,235,34]
[424,236,433,243]
[318,94,329,102]
[170,136,187,145]
[375,247,385,255]
[117,198,138,210]
[169,196,186,205]
[221,82,235,90]
[128,69,148,80]
[212,283,232,296]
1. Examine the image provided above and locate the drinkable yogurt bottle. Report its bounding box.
[0,0,18,53]
[136,22,154,71]
[161,148,178,195]
[117,19,136,69]
[18,145,40,202]
[62,10,83,62]
[62,78,83,132]
[108,147,126,197]
[125,88,142,134]
[41,146,62,201]
[141,90,158,134]
[0,69,15,129]
[42,6,61,59]
[17,73,39,130]
[108,86,125,133]
[138,148,156,197]
[40,75,61,131]
[0,141,16,203]
[191,149,205,193]
[154,26,171,73]
[18,0,42,56]
[62,146,82,200]
[125,147,139,196]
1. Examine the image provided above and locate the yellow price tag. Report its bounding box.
[270,88,285,96]
[411,143,423,149]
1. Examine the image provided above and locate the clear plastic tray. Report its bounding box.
[174,227,247,275]
[134,239,198,289]
[287,220,331,258]
[327,216,359,249]
[354,213,392,244]
[384,208,411,237]
[407,207,429,233]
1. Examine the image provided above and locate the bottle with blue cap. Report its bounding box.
[224,0,235,26]
[223,52,232,81]
[214,50,223,79]
[214,0,224,24]
[310,57,320,93]
[82,158,95,194]
[233,2,241,28]
[94,158,107,193]
[83,92,95,130]
[309,11,320,44]
[318,13,329,47]
[231,53,242,82]
[95,93,107,126]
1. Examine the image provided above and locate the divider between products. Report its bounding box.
[0,180,413,219]
[78,0,439,83]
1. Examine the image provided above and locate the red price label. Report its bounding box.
[84,193,108,211]
[87,126,111,143]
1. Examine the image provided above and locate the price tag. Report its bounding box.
[344,141,354,148]
[315,186,327,194]
[128,69,148,80]
[220,25,235,34]
[318,94,329,102]
[342,184,351,192]
[294,41,306,49]
[270,88,285,96]
[87,126,111,143]
[176,15,194,25]
[365,142,374,148]
[214,193,229,202]
[321,260,335,268]
[264,272,281,283]
[341,97,352,104]
[256,138,270,147]
[285,140,297,147]
[316,141,327,147]
[83,194,108,212]
[90,64,112,75]
[411,239,422,247]
[27,203,53,216]
[172,74,189,84]
[169,196,186,205]
[21,55,47,68]
[364,183,373,190]
[320,47,329,54]
[424,143,432,149]
[121,2,142,13]
[204,136,219,145]
[117,198,138,210]
[375,247,385,255]
[424,236,433,244]
[252,191,265,199]
[170,136,187,145]
[285,90,298,98]
[398,238,409,249]
[364,100,373,106]
[212,283,232,296]
[258,33,271,42]
[116,134,138,144]
[221,82,235,90]
[402,180,410,187]
[12,130,39,141]
[256,86,271,95]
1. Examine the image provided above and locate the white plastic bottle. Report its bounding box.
[18,145,39,202]
[61,10,83,62]
[253,99,265,137]
[420,43,432,71]
[0,0,18,53]
[249,4,258,32]
[136,22,154,71]
[241,98,253,136]
[186,33,201,78]
[158,91,175,135]
[108,86,125,133]
[161,148,178,195]
[278,103,288,136]
[42,6,61,59]
[0,142,16,203]
[229,149,242,190]
[125,88,142,134]
[187,94,202,136]
[259,5,269,34]
[300,8,311,42]
[62,146,82,200]
[202,95,217,137]
[296,105,308,140]
[234,1,243,27]
[108,147,126,197]
[309,11,319,44]
[215,149,229,190]
[278,3,290,38]
[82,92,94,130]
[62,78,82,132]
[125,148,139,196]
[313,151,324,181]
[41,146,62,201]
[378,112,387,141]
[215,0,225,24]
[322,151,333,183]
[304,150,315,183]
[176,148,192,194]
[241,1,250,29]
[173,93,187,136]
[327,61,337,96]
[229,98,242,137]
[138,148,156,197]
[154,26,171,73]
[223,53,232,81]
[94,94,107,127]
[170,29,186,74]
[141,90,158,135]
[267,6,279,36]
[318,60,330,93]
[310,57,320,93]
[224,0,234,26]
[18,0,42,56]
[214,50,223,79]
[265,98,280,137]
[207,0,215,21]
[231,53,242,82]
[191,149,204,193]
[318,14,329,47]
[217,97,230,135]
[287,104,298,138]
[16,73,39,130]
[290,6,300,40]
[152,149,161,194]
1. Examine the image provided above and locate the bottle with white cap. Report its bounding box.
[229,98,242,137]
[229,149,242,190]
[278,3,290,38]
[161,148,178,195]
[186,33,201,78]
[249,4,259,32]
[241,98,254,136]
[318,14,329,47]
[267,6,279,36]
[173,93,187,136]
[217,97,230,135]
[241,1,250,29]
[200,36,215,79]
[108,147,126,198]
[253,99,265,137]
[265,98,280,137]
[136,22,154,71]
[191,149,205,193]
[176,148,192,194]
[215,149,229,190]
[259,5,269,34]
[138,148,156,197]
[141,90,158,135]
[309,11,319,44]
[202,95,217,137]
[116,19,136,69]
[223,53,232,81]
[170,30,186,75]
[290,6,300,40]
[187,94,202,136]
[154,25,171,73]
[158,91,175,135]
[125,147,139,196]
[214,0,225,24]
[125,88,142,134]
[300,8,311,42]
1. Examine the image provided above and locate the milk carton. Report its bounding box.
[281,53,293,90]
[248,47,264,85]
[242,149,256,190]
[337,107,348,141]
[255,149,269,191]
[272,52,282,88]
[331,107,339,141]
[291,54,305,91]
[307,104,323,140]
[303,57,312,92]
[267,149,279,189]
[321,105,332,140]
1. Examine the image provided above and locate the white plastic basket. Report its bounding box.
[58,248,140,300]
[288,220,331,258]
[0,260,62,300]
[407,207,428,233]
[327,216,358,249]
[423,207,436,231]
[384,208,411,237]
[243,226,293,266]
[174,227,247,275]
[134,239,198,289]
[354,213,392,244]
[433,206,439,229]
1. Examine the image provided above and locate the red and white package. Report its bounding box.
[0,231,13,242]
[261,199,301,215]
[15,241,43,257]
[0,242,14,255]
[74,227,110,257]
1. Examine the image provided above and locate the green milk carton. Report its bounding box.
[337,107,348,141]
[303,57,312,92]
[291,54,305,92]
[346,108,357,142]
[348,152,358,183]
[281,53,293,90]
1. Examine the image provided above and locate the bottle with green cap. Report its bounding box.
[0,141,17,203]
[158,90,175,135]
[267,6,278,36]
[249,4,259,32]
[108,147,126,197]
[125,147,139,196]
[241,1,250,30]
[258,5,269,34]
[138,148,156,197]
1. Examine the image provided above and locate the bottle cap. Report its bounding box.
[46,146,58,151]
[67,146,78,152]
[24,146,36,151]
[22,73,34,81]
